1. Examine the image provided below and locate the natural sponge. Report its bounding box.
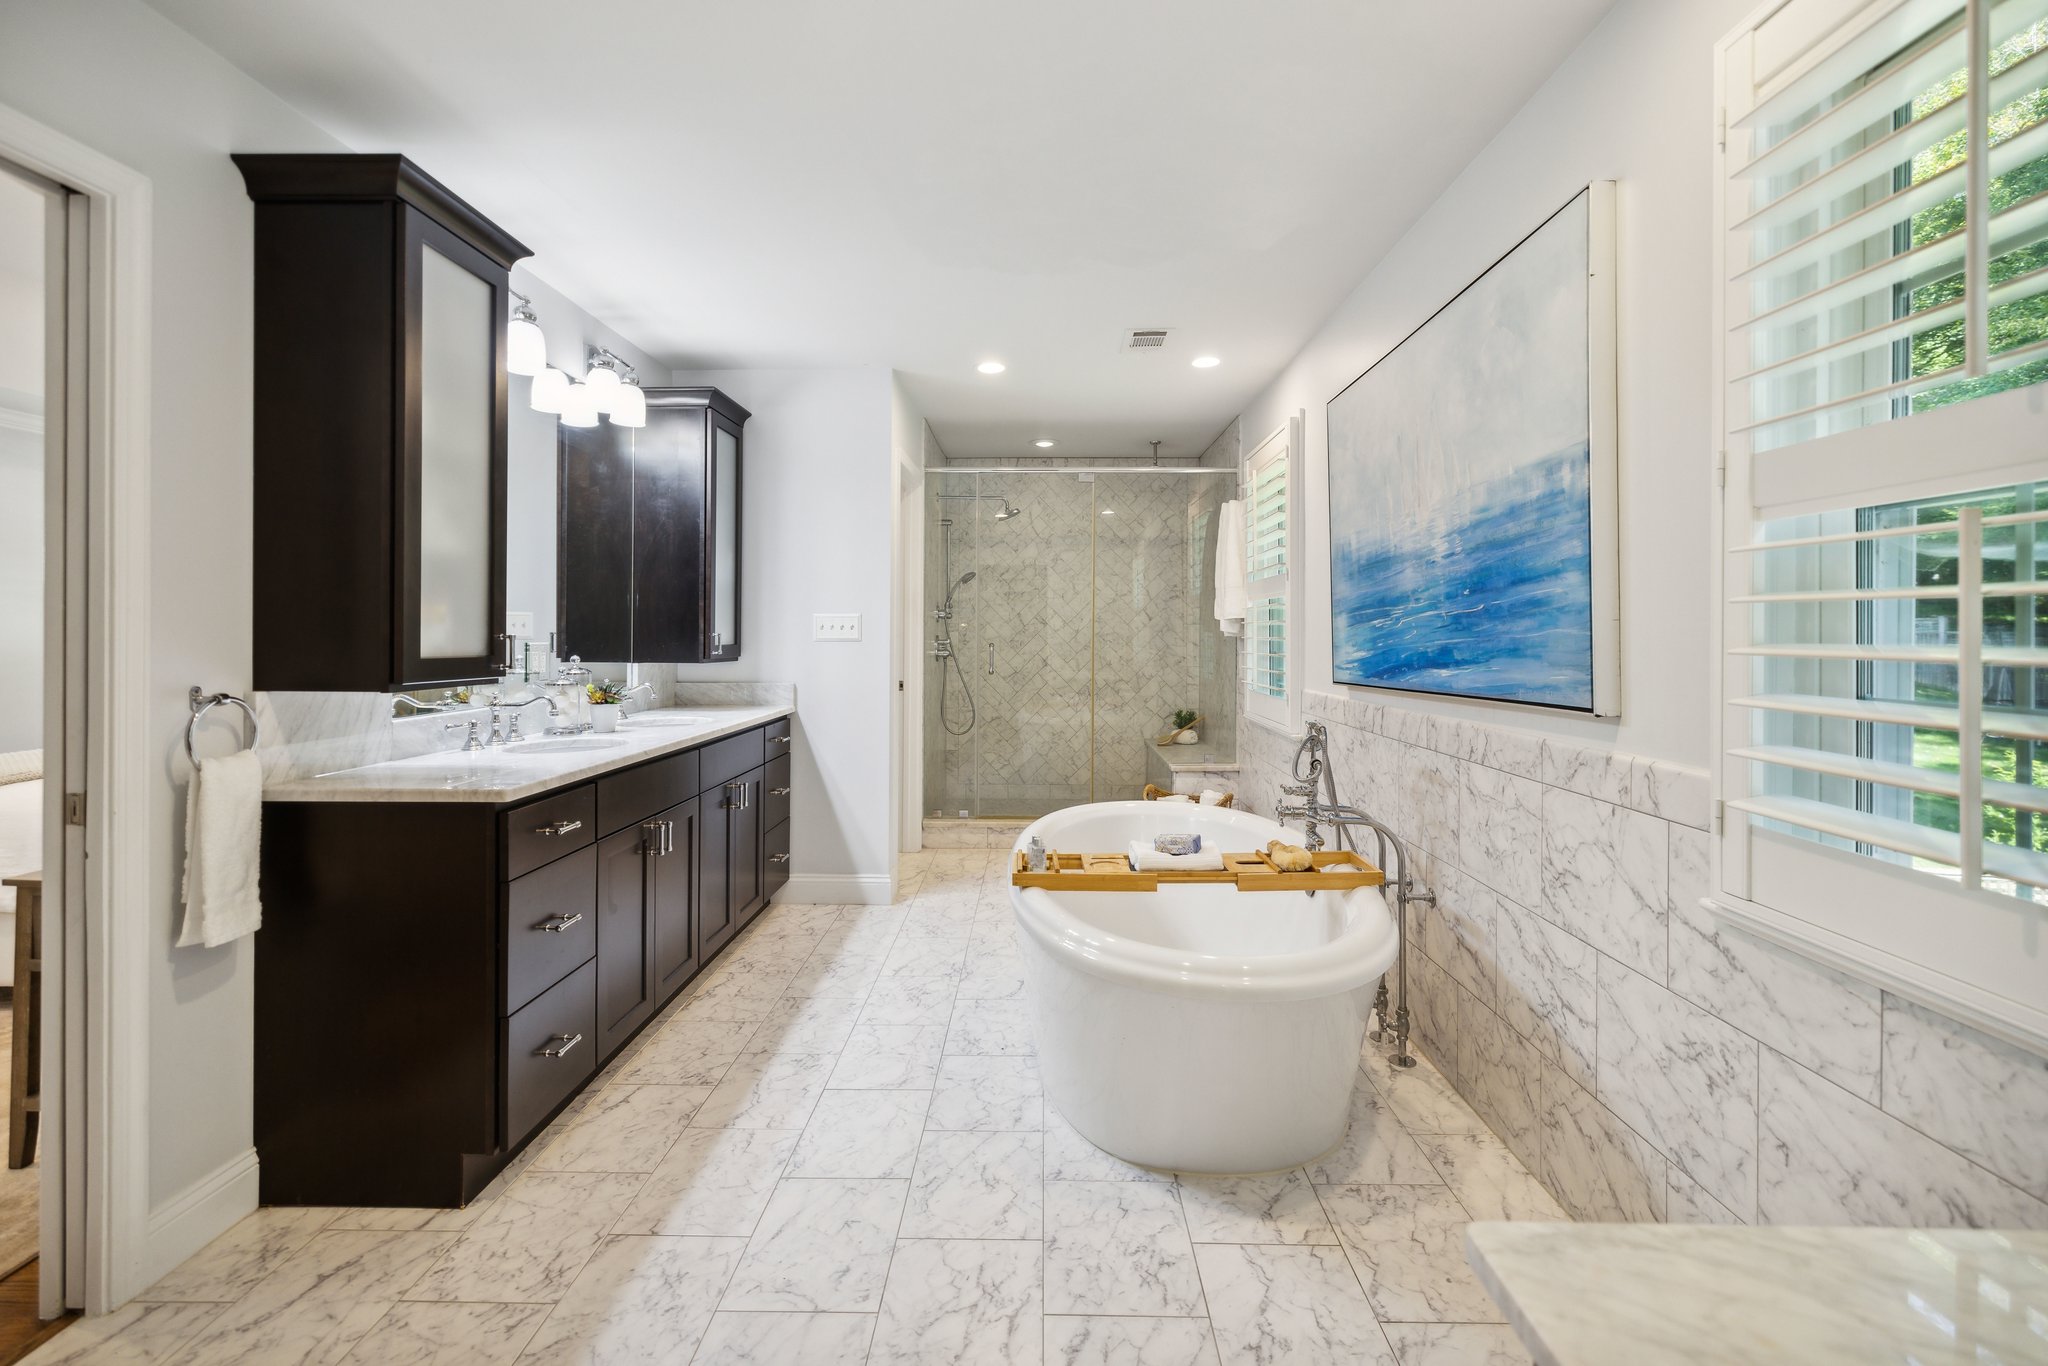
[1265,840,1314,873]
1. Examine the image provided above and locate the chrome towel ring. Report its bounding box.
[187,686,260,763]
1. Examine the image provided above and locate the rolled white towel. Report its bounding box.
[1198,789,1225,806]
[1127,840,1225,872]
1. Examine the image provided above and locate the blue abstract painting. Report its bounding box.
[1328,190,1606,711]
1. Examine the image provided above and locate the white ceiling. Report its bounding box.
[147,0,1615,461]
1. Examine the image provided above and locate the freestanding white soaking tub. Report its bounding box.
[1011,801,1399,1174]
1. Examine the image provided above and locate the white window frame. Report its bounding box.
[1242,415,1302,734]
[1712,0,2048,1055]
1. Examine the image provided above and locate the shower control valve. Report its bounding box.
[931,639,955,659]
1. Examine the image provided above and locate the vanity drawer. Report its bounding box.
[597,751,700,836]
[762,754,792,829]
[764,818,791,902]
[504,957,596,1144]
[504,845,597,1013]
[766,716,792,752]
[701,727,765,791]
[503,786,595,880]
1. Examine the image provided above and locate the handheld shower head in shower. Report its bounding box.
[993,502,1024,521]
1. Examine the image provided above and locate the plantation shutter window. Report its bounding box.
[1243,420,1298,729]
[1716,0,2048,1051]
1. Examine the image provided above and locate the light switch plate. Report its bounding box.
[813,613,861,642]
[506,611,535,637]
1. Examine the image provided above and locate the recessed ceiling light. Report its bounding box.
[1191,355,1221,369]
[977,360,1006,375]
[1034,439,1056,448]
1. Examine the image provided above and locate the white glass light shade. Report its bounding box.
[507,316,547,376]
[584,362,622,412]
[610,382,647,428]
[558,381,600,427]
[528,366,570,414]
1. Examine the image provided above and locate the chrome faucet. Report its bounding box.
[444,718,484,752]
[620,681,657,715]
[1274,721,1429,1068]
[493,694,561,744]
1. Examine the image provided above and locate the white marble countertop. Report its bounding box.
[1466,1221,2048,1365]
[262,704,794,804]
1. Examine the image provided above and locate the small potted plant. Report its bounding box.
[1170,708,1200,745]
[587,679,626,732]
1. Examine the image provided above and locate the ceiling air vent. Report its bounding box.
[1124,328,1171,351]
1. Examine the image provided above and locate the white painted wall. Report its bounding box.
[1236,0,1751,768]
[503,271,664,655]
[671,367,900,901]
[0,166,42,756]
[0,0,356,1235]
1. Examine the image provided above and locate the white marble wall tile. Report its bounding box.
[720,1178,909,1312]
[786,1090,932,1180]
[137,1206,341,1302]
[1664,825,1882,1101]
[175,1230,459,1363]
[830,1024,949,1089]
[1538,1060,1666,1223]
[1404,948,1461,1087]
[1456,994,1541,1175]
[15,1300,226,1365]
[694,1051,836,1129]
[345,1302,548,1365]
[902,1130,1046,1239]
[1666,1163,1744,1225]
[694,1310,877,1365]
[1412,1133,1564,1222]
[1461,724,1543,782]
[1045,1315,1220,1366]
[1629,757,1711,831]
[1398,747,1461,860]
[518,1234,744,1363]
[1175,1170,1335,1246]
[1493,896,1597,1092]
[929,1055,1043,1132]
[529,1084,706,1174]
[613,1019,759,1088]
[1594,956,1758,1220]
[1538,738,1633,806]
[1384,706,1439,753]
[1757,1048,2048,1227]
[1301,1084,1441,1186]
[1194,1243,1395,1366]
[1880,994,2048,1202]
[1318,1183,1503,1324]
[406,1171,644,1303]
[946,997,1039,1056]
[1378,1323,1527,1366]
[870,1238,1042,1366]
[1043,1181,1202,1316]
[1043,1107,1175,1183]
[614,1127,800,1237]
[1422,868,1497,1004]
[1457,762,1543,908]
[1357,1045,1488,1137]
[1540,789,1667,980]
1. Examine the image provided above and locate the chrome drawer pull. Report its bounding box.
[535,912,584,934]
[771,734,792,746]
[536,819,583,837]
[537,1032,583,1059]
[768,852,790,865]
[769,786,791,797]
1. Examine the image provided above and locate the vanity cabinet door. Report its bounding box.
[698,779,742,960]
[703,411,743,662]
[594,823,658,1057]
[651,799,700,998]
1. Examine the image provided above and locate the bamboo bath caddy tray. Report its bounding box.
[1009,848,1385,893]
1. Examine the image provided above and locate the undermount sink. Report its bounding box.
[619,714,713,727]
[512,737,628,754]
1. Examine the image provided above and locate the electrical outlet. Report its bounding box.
[813,613,861,642]
[506,611,535,637]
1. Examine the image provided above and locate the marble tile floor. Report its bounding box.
[30,849,1560,1365]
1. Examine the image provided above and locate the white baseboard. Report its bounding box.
[142,1148,258,1290]
[775,873,897,906]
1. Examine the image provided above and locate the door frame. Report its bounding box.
[0,102,155,1315]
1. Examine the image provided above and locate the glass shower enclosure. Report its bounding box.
[923,466,1238,820]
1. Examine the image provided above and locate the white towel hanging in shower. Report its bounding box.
[1214,498,1247,637]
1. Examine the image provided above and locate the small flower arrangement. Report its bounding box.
[587,679,627,706]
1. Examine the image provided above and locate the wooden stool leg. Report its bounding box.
[9,885,37,1170]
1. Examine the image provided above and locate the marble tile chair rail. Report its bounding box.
[33,847,1559,1366]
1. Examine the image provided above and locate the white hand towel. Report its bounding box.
[178,749,264,948]
[1199,789,1225,806]
[1214,498,1247,637]
[1126,840,1226,872]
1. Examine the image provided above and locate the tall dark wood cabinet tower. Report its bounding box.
[235,153,529,691]
[559,386,750,663]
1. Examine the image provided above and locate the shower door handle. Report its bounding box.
[986,644,995,675]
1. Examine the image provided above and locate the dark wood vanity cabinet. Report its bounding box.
[236,153,528,691]
[558,387,750,664]
[257,718,792,1208]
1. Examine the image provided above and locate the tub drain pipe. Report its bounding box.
[1279,722,1424,1069]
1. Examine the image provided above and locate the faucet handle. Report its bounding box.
[445,719,483,752]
